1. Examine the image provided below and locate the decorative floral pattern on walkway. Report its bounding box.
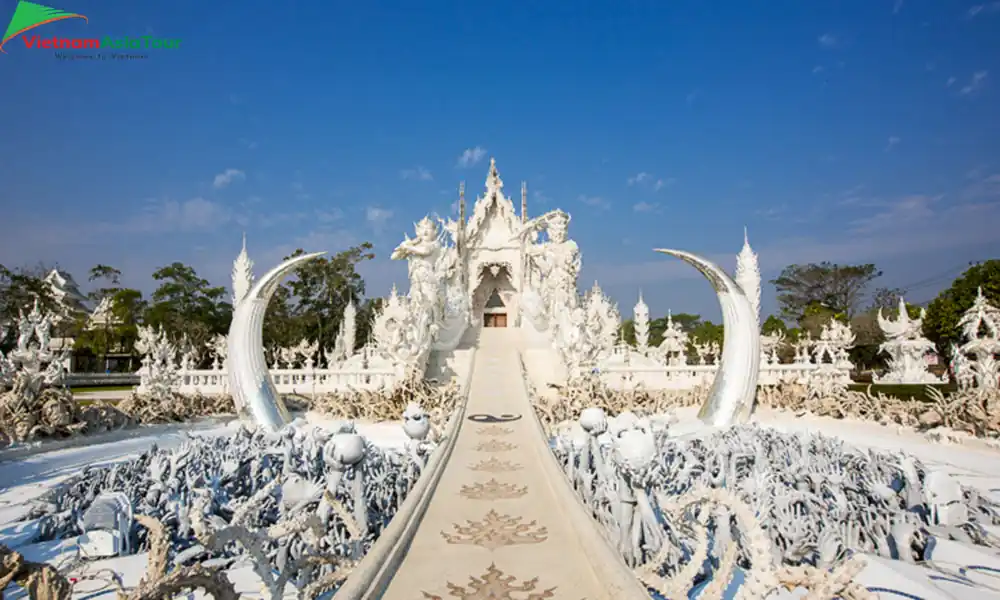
[474,439,516,453]
[468,456,522,472]
[421,563,557,599]
[460,478,528,500]
[441,509,548,550]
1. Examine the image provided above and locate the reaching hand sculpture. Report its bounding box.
[654,249,761,427]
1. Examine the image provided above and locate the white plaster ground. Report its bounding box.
[0,417,410,600]
[4,412,1000,599]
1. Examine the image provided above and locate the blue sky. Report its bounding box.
[1,0,998,322]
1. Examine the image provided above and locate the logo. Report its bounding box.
[1,0,85,53]
[1,0,180,57]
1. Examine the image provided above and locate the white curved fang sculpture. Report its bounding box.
[228,251,327,430]
[654,248,761,427]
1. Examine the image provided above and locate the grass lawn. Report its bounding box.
[846,382,954,402]
[70,385,136,393]
[76,397,124,406]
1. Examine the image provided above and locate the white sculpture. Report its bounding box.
[210,334,228,370]
[760,329,785,365]
[633,293,650,354]
[135,325,180,397]
[656,311,689,366]
[584,282,620,359]
[517,210,582,334]
[654,249,761,427]
[232,232,255,307]
[734,227,761,327]
[228,252,326,429]
[369,287,438,374]
[392,217,446,321]
[954,287,1000,390]
[391,216,470,352]
[330,299,357,363]
[874,297,945,384]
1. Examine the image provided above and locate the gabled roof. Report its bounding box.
[464,158,521,248]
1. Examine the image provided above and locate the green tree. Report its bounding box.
[923,260,1000,355]
[144,262,231,352]
[269,243,376,353]
[761,315,787,336]
[74,264,147,371]
[619,319,636,346]
[0,263,59,329]
[771,262,882,321]
[688,320,724,357]
[797,301,846,337]
[80,264,123,369]
[869,286,907,311]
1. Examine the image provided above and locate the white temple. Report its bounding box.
[197,156,867,399]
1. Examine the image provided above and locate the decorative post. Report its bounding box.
[517,181,528,327]
[458,182,467,291]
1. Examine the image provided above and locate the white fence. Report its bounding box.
[168,367,401,397]
[598,362,848,391]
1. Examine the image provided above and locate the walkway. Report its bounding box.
[380,329,647,600]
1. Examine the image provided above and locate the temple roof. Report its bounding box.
[44,268,90,307]
[464,158,521,250]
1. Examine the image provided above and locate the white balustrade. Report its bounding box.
[174,366,400,396]
[597,362,833,390]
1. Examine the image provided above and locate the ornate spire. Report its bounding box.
[633,291,650,352]
[485,157,503,194]
[735,227,761,326]
[232,232,255,306]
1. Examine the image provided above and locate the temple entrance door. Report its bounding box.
[484,313,508,328]
[482,289,508,328]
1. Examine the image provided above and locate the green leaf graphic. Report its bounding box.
[1,1,88,52]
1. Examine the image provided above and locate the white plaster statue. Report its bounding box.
[954,287,1000,390]
[874,297,944,385]
[514,209,581,340]
[392,217,446,322]
[633,293,650,354]
[656,311,689,366]
[391,216,469,352]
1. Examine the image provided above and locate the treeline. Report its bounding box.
[620,259,1000,371]
[0,243,383,371]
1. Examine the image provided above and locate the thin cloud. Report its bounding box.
[960,71,988,95]
[400,166,433,181]
[812,65,825,74]
[893,0,904,14]
[365,206,394,231]
[947,76,957,87]
[456,146,487,168]
[578,195,610,210]
[968,2,1000,17]
[818,33,839,48]
[123,197,232,233]
[654,178,675,191]
[212,168,245,189]
[885,136,901,152]
[686,90,699,105]
[533,190,552,204]
[850,195,939,234]
[633,201,660,213]
[588,196,1000,288]
[626,172,650,186]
